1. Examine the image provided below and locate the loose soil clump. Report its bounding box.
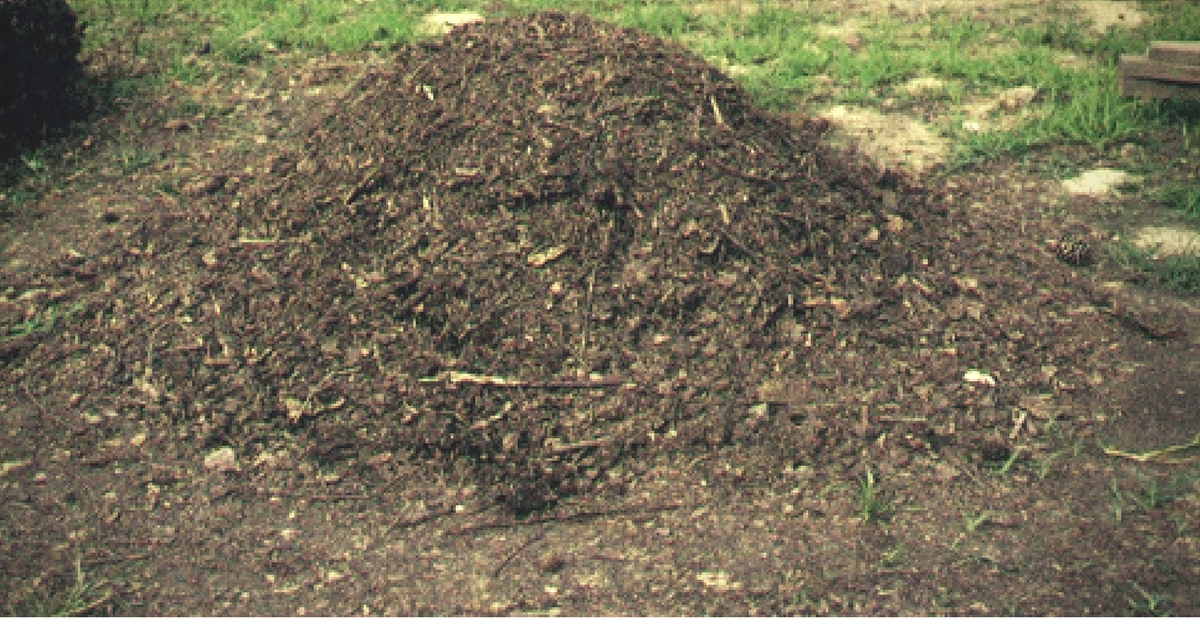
[0,11,1156,531]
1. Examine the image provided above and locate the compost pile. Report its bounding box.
[3,12,1122,517]
[238,11,947,512]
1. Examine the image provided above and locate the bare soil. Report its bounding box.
[2,8,1198,617]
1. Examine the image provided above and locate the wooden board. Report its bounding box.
[1121,75,1200,100]
[1149,41,1200,65]
[1119,41,1200,101]
[1120,54,1200,83]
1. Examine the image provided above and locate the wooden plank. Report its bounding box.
[1148,41,1200,65]
[1119,54,1200,84]
[1121,75,1200,101]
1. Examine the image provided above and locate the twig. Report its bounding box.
[377,505,460,541]
[418,370,627,388]
[20,383,49,421]
[449,501,689,536]
[579,266,597,377]
[710,95,725,126]
[67,590,114,617]
[493,529,545,578]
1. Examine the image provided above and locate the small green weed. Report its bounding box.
[5,301,85,341]
[15,550,115,617]
[990,450,1022,477]
[1110,478,1127,523]
[1152,183,1200,222]
[7,305,59,339]
[1127,581,1172,617]
[963,510,993,533]
[878,543,907,569]
[1109,240,1200,296]
[1035,451,1063,481]
[1130,474,1173,510]
[855,468,891,523]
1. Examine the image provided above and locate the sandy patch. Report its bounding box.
[419,12,485,37]
[1132,226,1200,258]
[1061,168,1141,197]
[815,105,950,176]
[1073,0,1147,34]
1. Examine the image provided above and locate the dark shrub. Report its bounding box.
[0,0,87,163]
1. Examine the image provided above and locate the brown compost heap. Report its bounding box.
[253,10,946,513]
[10,11,1117,519]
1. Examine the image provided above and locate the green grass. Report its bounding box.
[1109,240,1200,295]
[1108,473,1184,524]
[854,468,891,523]
[5,549,116,617]
[962,510,993,533]
[1152,182,1200,222]
[3,299,86,341]
[1127,581,1173,617]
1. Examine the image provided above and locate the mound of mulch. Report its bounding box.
[2,12,1130,518]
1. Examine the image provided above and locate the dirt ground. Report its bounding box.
[2,3,1199,617]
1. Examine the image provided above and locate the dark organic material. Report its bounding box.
[1,12,1122,519]
[246,11,941,512]
[0,0,87,162]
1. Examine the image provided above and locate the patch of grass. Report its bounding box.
[1108,240,1200,296]
[1034,450,1064,481]
[9,550,116,617]
[1107,474,1176,524]
[114,146,161,173]
[1167,512,1190,535]
[1032,71,1153,148]
[74,0,441,83]
[1127,581,1172,617]
[828,18,918,104]
[1130,474,1173,510]
[0,188,39,218]
[1141,0,1200,43]
[1109,478,1128,523]
[962,510,993,533]
[1017,18,1092,54]
[615,1,703,42]
[988,450,1022,478]
[7,305,57,340]
[1151,182,1200,222]
[877,542,907,569]
[4,301,86,341]
[854,468,891,523]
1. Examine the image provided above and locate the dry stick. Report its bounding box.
[579,266,597,378]
[20,382,49,422]
[449,501,691,537]
[379,505,459,538]
[492,529,546,578]
[940,452,987,488]
[709,95,725,126]
[418,371,627,388]
[67,590,115,617]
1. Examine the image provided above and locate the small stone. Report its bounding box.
[696,571,742,591]
[204,447,238,472]
[0,459,32,478]
[324,570,347,584]
[963,370,997,387]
